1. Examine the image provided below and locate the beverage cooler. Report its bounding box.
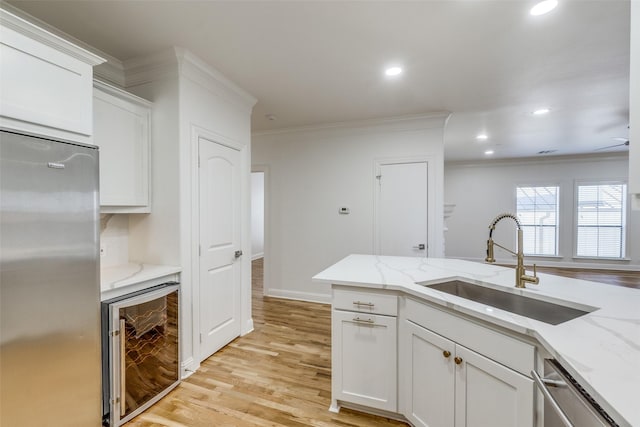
[101,283,180,426]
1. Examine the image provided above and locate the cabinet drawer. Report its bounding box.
[404,297,535,376]
[333,287,398,316]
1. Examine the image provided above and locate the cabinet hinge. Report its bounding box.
[111,397,119,405]
[109,330,120,337]
[199,245,201,256]
[199,333,203,343]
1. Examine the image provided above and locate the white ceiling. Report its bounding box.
[8,0,631,161]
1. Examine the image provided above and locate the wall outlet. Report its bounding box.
[100,244,107,258]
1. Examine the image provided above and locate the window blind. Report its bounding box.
[576,183,627,258]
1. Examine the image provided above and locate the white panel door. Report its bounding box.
[199,138,242,361]
[376,161,428,256]
[332,310,397,412]
[400,320,455,427]
[455,345,534,427]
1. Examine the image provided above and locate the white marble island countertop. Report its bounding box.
[313,254,640,427]
[101,262,181,301]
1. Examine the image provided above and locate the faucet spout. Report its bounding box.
[485,213,539,289]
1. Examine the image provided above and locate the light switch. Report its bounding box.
[339,207,350,215]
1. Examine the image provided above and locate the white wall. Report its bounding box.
[251,172,265,259]
[444,154,640,269]
[252,114,448,302]
[125,48,256,377]
[99,214,129,268]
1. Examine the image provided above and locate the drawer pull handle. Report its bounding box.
[443,350,451,358]
[352,316,375,324]
[353,301,375,307]
[454,356,463,365]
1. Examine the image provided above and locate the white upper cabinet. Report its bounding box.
[630,1,639,210]
[0,8,104,143]
[93,80,151,213]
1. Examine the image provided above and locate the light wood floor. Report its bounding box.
[125,259,406,426]
[125,259,638,427]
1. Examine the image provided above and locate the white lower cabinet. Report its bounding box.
[331,308,397,412]
[400,319,534,427]
[400,320,455,427]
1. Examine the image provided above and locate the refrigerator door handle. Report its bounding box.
[119,318,126,417]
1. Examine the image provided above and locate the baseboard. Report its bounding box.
[338,401,409,424]
[265,288,331,304]
[451,256,640,271]
[251,252,264,261]
[181,357,199,379]
[241,318,254,336]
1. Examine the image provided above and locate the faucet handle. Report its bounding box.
[527,263,540,285]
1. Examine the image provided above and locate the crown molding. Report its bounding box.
[94,60,126,87]
[0,3,105,66]
[122,48,181,87]
[121,48,257,113]
[176,48,257,112]
[445,151,629,168]
[252,112,451,138]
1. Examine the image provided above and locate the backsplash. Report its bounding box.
[100,214,129,268]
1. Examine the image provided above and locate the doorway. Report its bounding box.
[374,158,429,257]
[251,170,265,299]
[197,137,242,361]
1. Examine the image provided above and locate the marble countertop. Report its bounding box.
[313,254,640,427]
[101,263,181,301]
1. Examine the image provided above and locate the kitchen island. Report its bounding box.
[313,254,640,427]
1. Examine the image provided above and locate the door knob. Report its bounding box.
[234,250,243,259]
[413,244,426,250]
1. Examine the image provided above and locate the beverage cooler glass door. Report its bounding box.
[109,285,179,426]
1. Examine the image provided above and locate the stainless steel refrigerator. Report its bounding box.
[0,130,102,426]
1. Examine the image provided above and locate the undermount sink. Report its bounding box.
[419,280,594,325]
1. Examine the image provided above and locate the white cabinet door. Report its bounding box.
[93,81,151,212]
[0,8,103,143]
[455,345,534,427]
[332,310,397,412]
[400,320,455,427]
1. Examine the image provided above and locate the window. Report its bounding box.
[576,182,627,258]
[516,186,559,256]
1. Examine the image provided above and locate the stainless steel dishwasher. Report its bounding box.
[532,359,619,427]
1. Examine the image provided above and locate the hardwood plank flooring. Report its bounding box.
[125,259,406,427]
[125,259,638,427]
[535,266,640,289]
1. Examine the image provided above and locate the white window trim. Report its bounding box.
[573,179,628,259]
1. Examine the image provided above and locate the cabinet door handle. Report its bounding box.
[119,318,126,416]
[454,356,463,365]
[443,350,451,358]
[352,316,375,324]
[353,301,374,307]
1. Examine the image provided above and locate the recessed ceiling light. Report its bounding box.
[385,67,402,76]
[484,150,494,155]
[530,0,558,16]
[265,114,277,121]
[533,108,550,115]
[476,134,489,141]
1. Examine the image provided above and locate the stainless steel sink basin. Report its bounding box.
[421,280,594,325]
